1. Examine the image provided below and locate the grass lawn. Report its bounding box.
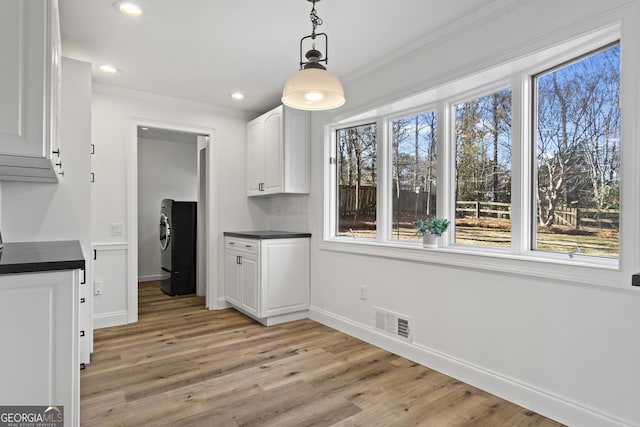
[339,216,619,258]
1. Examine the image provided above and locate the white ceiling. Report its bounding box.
[59,0,497,114]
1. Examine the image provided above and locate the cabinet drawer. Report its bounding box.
[225,238,259,254]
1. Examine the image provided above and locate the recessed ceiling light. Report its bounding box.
[230,92,245,100]
[113,1,143,17]
[99,64,120,74]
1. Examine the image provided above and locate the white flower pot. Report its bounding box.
[422,234,438,248]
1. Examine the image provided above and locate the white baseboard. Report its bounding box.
[138,274,162,282]
[308,306,633,427]
[212,296,231,310]
[93,310,128,329]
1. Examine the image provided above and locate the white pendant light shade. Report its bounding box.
[282,68,345,111]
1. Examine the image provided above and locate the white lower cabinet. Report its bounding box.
[0,269,80,426]
[224,236,310,326]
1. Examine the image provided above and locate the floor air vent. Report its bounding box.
[374,308,411,341]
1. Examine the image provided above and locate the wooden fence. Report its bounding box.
[455,201,511,219]
[339,186,436,217]
[339,185,619,230]
[553,207,619,230]
[339,185,377,217]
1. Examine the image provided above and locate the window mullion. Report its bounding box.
[510,73,529,254]
[377,117,390,242]
[439,100,454,247]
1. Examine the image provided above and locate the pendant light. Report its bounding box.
[281,0,345,111]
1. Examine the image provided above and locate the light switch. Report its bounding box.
[109,223,124,236]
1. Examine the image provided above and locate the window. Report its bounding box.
[326,33,622,268]
[533,44,620,257]
[336,123,377,239]
[454,89,512,248]
[391,111,437,241]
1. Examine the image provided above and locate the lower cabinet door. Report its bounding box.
[224,252,241,306]
[0,270,79,426]
[240,254,259,317]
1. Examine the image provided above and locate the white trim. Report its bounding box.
[217,296,230,309]
[93,310,128,329]
[127,120,138,323]
[138,274,162,282]
[308,306,636,427]
[92,242,128,250]
[126,118,218,322]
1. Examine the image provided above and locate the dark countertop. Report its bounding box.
[224,231,312,240]
[0,240,85,275]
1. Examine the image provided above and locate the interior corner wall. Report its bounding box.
[307,1,640,426]
[91,84,267,324]
[137,137,198,281]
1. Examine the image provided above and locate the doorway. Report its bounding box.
[127,120,217,323]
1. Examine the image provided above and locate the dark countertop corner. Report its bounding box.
[0,240,86,275]
[224,230,312,240]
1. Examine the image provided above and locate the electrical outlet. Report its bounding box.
[360,285,367,300]
[94,280,104,295]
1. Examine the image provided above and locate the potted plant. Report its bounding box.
[414,217,450,247]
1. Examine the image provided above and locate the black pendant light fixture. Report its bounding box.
[281,0,345,111]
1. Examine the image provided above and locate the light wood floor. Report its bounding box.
[81,282,564,426]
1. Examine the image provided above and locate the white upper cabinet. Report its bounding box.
[0,0,62,182]
[246,105,310,196]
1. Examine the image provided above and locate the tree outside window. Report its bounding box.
[391,111,437,241]
[336,123,377,238]
[454,88,512,248]
[534,44,620,257]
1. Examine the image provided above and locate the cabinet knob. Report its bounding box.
[52,148,60,157]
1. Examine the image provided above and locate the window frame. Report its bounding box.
[445,80,514,252]
[385,104,440,243]
[529,42,621,259]
[323,24,628,288]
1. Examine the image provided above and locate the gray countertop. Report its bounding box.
[224,231,312,240]
[0,240,85,274]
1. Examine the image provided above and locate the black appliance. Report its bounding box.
[159,199,197,296]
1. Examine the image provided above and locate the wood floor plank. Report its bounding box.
[81,282,565,426]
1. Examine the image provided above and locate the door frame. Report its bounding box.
[127,118,218,322]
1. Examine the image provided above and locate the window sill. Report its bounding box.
[319,238,632,291]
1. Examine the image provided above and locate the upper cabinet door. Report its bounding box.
[246,118,265,196]
[0,0,60,159]
[263,106,283,194]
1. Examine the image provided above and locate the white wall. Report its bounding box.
[277,1,640,426]
[91,84,268,324]
[137,137,198,281]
